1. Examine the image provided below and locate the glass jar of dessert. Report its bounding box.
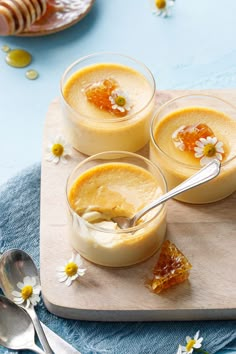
[66,151,167,267]
[60,52,156,155]
[150,94,236,203]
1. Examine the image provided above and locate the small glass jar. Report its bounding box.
[150,94,236,204]
[66,151,167,267]
[60,52,156,155]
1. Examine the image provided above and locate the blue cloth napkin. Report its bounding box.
[0,164,236,354]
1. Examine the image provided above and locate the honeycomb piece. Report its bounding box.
[148,240,192,294]
[85,78,126,117]
[172,123,214,151]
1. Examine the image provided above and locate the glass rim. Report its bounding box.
[66,150,167,233]
[60,51,156,123]
[150,93,236,170]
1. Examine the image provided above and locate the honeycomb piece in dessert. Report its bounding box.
[148,240,192,293]
[85,78,127,117]
[172,123,214,151]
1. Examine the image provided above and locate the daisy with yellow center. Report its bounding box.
[177,345,182,354]
[57,253,86,287]
[150,0,175,17]
[194,136,224,166]
[178,330,204,354]
[12,276,41,308]
[46,135,71,164]
[109,88,132,113]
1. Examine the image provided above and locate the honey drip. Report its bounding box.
[5,48,32,68]
[85,79,127,117]
[25,69,39,80]
[1,44,10,52]
[147,240,192,294]
[172,123,214,151]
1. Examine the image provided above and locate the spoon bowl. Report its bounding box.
[0,249,53,354]
[0,295,45,354]
[112,159,221,229]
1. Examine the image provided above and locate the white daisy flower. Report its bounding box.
[150,0,175,17]
[180,330,203,353]
[176,345,183,354]
[109,88,132,113]
[56,253,86,287]
[12,276,41,308]
[194,136,224,166]
[46,135,71,164]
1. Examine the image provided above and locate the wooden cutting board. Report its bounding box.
[40,89,236,321]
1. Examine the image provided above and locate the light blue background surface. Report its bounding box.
[0,0,236,352]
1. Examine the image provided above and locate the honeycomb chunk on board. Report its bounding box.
[148,240,192,294]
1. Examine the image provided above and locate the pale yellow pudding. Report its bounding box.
[150,97,236,204]
[61,54,155,155]
[67,159,167,267]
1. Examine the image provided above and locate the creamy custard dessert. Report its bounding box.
[67,159,167,267]
[61,54,155,155]
[150,96,236,203]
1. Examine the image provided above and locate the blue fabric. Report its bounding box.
[225,338,236,349]
[0,164,236,354]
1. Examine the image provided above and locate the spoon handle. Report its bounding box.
[133,159,221,224]
[26,306,54,354]
[29,343,47,354]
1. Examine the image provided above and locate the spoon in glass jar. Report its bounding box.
[0,249,53,354]
[112,159,221,229]
[0,295,46,353]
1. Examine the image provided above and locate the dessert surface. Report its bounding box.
[154,106,236,166]
[69,162,162,222]
[63,63,153,119]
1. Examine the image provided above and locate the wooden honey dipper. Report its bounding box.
[0,0,47,35]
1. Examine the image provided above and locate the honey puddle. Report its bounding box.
[2,45,39,80]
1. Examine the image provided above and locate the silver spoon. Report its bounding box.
[112,159,221,229]
[0,249,54,354]
[0,295,45,353]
